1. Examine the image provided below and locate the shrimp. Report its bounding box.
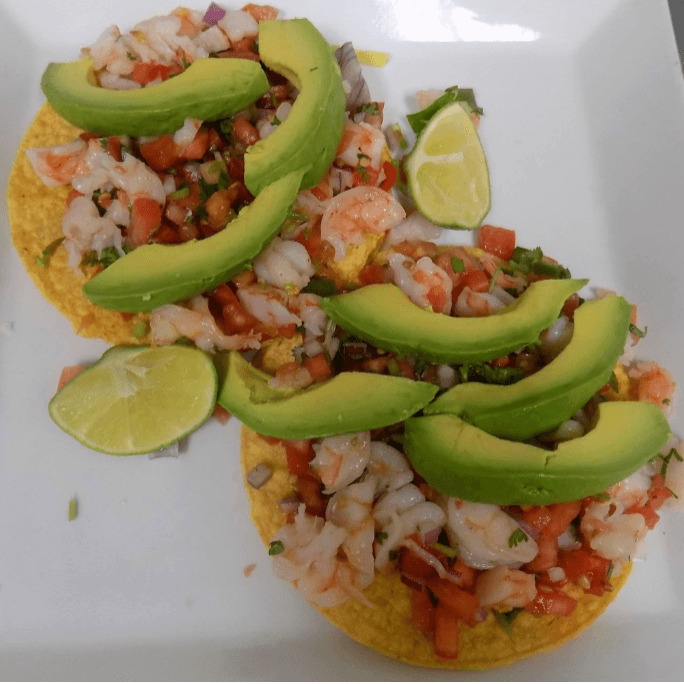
[453,286,514,318]
[271,504,373,608]
[218,10,259,42]
[387,253,453,314]
[253,237,315,291]
[335,120,386,169]
[538,315,573,362]
[326,477,376,577]
[61,196,124,272]
[580,500,647,562]
[366,442,414,494]
[663,437,684,510]
[475,566,537,609]
[383,211,443,247]
[628,361,676,414]
[321,186,406,261]
[150,296,261,352]
[606,465,654,510]
[173,118,202,154]
[236,285,302,328]
[442,499,539,569]
[310,431,371,493]
[25,139,88,187]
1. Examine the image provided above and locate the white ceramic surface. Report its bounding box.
[1,0,683,679]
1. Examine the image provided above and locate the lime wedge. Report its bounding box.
[49,345,218,455]
[405,101,491,229]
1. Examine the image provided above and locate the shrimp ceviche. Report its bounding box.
[8,1,682,670]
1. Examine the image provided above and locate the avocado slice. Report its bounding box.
[319,279,587,364]
[82,169,303,312]
[243,19,346,195]
[41,58,269,136]
[404,402,671,506]
[425,295,632,439]
[217,350,438,439]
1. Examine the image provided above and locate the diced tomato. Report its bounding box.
[477,225,516,261]
[426,579,480,626]
[411,588,436,634]
[212,404,231,424]
[400,548,440,581]
[433,605,461,659]
[562,293,581,319]
[277,323,298,339]
[207,128,224,152]
[396,357,414,379]
[139,135,180,172]
[171,181,202,213]
[352,165,381,187]
[283,439,314,477]
[462,269,490,293]
[524,588,577,616]
[558,549,612,596]
[525,532,558,573]
[362,357,388,374]
[544,501,582,537]
[303,353,332,382]
[210,284,259,334]
[120,312,134,322]
[447,558,476,589]
[153,224,182,244]
[181,128,210,160]
[57,365,88,392]
[104,137,122,162]
[232,117,260,147]
[130,62,181,85]
[520,506,553,533]
[229,37,257,52]
[129,197,162,246]
[242,3,279,21]
[625,474,672,530]
[358,263,386,285]
[65,189,83,208]
[379,161,398,192]
[295,475,327,517]
[205,187,238,230]
[631,364,676,410]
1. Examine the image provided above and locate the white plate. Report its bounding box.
[1,0,683,679]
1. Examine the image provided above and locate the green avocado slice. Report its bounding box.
[217,350,438,440]
[404,402,671,506]
[425,295,632,439]
[41,58,269,137]
[320,279,587,364]
[82,169,303,312]
[243,19,346,195]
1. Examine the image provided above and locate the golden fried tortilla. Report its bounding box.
[241,426,631,670]
[7,103,149,343]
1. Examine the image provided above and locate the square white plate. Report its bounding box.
[1,0,683,679]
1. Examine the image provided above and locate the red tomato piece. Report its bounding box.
[426,579,480,626]
[462,269,490,293]
[139,135,180,172]
[411,588,436,634]
[379,161,398,192]
[433,605,461,659]
[524,588,577,616]
[558,549,611,596]
[358,263,386,285]
[181,128,210,160]
[284,439,314,477]
[212,404,231,425]
[448,558,476,589]
[129,197,162,247]
[303,354,332,382]
[352,165,381,187]
[296,475,326,517]
[241,3,279,21]
[477,225,516,261]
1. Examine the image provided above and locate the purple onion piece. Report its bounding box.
[247,463,272,489]
[277,497,301,514]
[515,518,539,541]
[475,608,489,623]
[422,527,441,546]
[203,2,226,25]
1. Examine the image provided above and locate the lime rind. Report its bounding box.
[406,101,491,229]
[48,345,218,455]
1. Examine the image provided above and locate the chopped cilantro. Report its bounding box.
[36,237,64,269]
[358,102,379,116]
[127,51,136,60]
[488,267,501,293]
[387,358,401,376]
[268,540,285,556]
[629,323,647,338]
[132,321,147,339]
[388,549,399,562]
[376,531,388,543]
[508,528,529,548]
[531,261,572,279]
[68,497,78,522]
[492,607,522,635]
[407,85,483,135]
[355,165,370,183]
[272,113,281,126]
[168,183,189,200]
[608,371,619,393]
[389,123,409,150]
[302,278,338,297]
[100,137,108,150]
[451,256,465,273]
[660,447,683,477]
[455,362,523,386]
[430,542,459,559]
[592,492,611,501]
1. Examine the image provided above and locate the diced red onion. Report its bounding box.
[474,608,488,623]
[557,528,582,550]
[422,527,441,546]
[203,2,226,25]
[277,497,301,515]
[512,518,539,541]
[247,463,272,489]
[401,538,461,584]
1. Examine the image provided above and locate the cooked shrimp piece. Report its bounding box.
[388,253,453,314]
[321,186,406,261]
[373,483,426,526]
[271,504,372,608]
[335,120,386,169]
[580,500,647,562]
[367,441,414,494]
[25,139,88,187]
[453,286,514,318]
[310,432,372,493]
[628,361,676,413]
[131,15,198,62]
[663,437,684,510]
[297,293,328,338]
[326,477,376,576]
[236,285,302,328]
[475,566,537,609]
[218,10,259,42]
[383,211,443,247]
[194,24,230,53]
[442,499,539,569]
[61,196,124,272]
[173,118,202,154]
[150,296,261,352]
[607,465,654,510]
[253,237,315,291]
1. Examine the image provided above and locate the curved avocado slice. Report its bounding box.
[243,19,346,195]
[404,402,671,506]
[82,169,303,312]
[217,350,438,440]
[425,295,632,439]
[41,58,268,136]
[320,279,587,364]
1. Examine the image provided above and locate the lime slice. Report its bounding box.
[405,101,491,229]
[49,345,218,455]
